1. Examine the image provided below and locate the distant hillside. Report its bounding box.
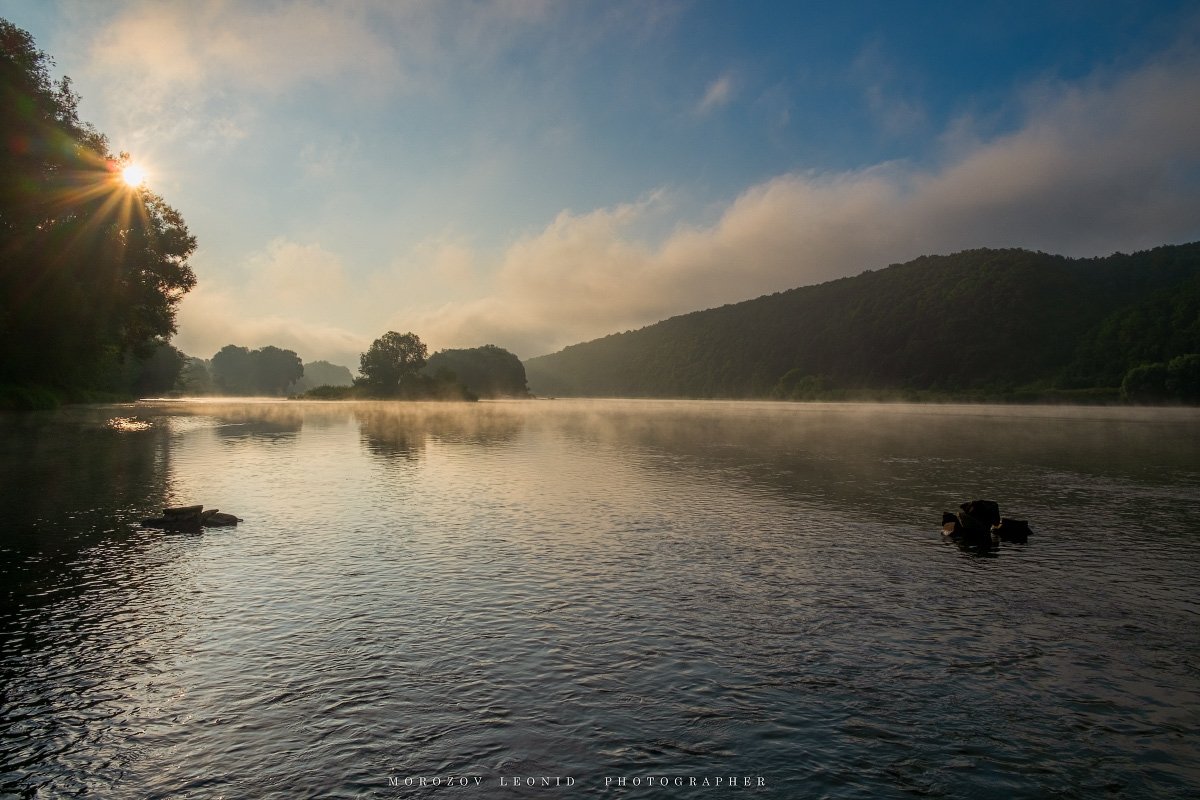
[523,244,1200,400]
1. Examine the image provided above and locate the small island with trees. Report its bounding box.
[170,334,529,402]
[298,332,529,401]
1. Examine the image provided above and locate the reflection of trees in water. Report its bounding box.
[0,406,207,796]
[173,403,307,439]
[354,403,526,462]
[1,407,175,547]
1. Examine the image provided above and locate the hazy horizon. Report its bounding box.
[4,0,1199,365]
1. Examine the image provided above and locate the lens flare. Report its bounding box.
[122,164,147,187]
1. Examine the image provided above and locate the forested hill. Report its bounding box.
[523,244,1200,400]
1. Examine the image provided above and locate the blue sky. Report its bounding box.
[2,0,1199,366]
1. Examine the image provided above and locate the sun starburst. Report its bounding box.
[121,163,147,187]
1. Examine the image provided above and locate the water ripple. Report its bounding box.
[1,400,1198,798]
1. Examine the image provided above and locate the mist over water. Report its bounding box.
[1,400,1198,798]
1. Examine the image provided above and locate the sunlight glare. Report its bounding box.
[122,164,147,187]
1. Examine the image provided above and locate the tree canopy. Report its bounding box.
[358,331,428,395]
[210,344,304,396]
[424,345,528,398]
[0,20,196,404]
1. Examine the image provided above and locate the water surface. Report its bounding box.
[1,399,1198,798]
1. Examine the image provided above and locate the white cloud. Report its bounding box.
[174,283,369,368]
[173,237,366,365]
[88,1,398,94]
[418,52,1200,358]
[174,233,492,365]
[244,239,353,315]
[696,73,735,115]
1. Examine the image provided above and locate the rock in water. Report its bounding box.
[956,499,1001,535]
[163,504,204,517]
[142,508,202,531]
[993,517,1032,543]
[142,505,241,530]
[939,501,1033,548]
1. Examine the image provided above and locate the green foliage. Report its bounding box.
[773,369,827,400]
[1121,363,1170,403]
[300,384,357,400]
[424,345,528,398]
[358,331,428,394]
[1121,354,1200,404]
[290,332,478,401]
[1166,354,1200,403]
[211,345,255,394]
[129,340,185,397]
[525,244,1200,403]
[210,344,304,396]
[1070,272,1200,386]
[0,20,196,397]
[0,382,61,410]
[254,345,303,395]
[290,360,354,393]
[177,357,213,395]
[298,378,475,401]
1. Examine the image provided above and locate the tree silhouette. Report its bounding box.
[0,20,196,401]
[359,331,428,395]
[254,345,303,395]
[425,345,528,397]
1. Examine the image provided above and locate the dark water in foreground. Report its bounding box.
[1,399,1198,799]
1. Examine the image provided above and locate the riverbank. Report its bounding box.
[0,383,136,411]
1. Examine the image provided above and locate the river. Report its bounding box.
[1,399,1198,798]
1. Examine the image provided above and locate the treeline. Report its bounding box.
[1,20,196,409]
[174,346,354,397]
[524,244,1200,403]
[299,333,528,401]
[161,337,529,400]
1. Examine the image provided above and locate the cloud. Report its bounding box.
[173,233,489,366]
[420,52,1200,358]
[851,38,927,135]
[244,239,353,315]
[173,237,368,365]
[88,1,398,94]
[696,73,735,115]
[174,283,369,368]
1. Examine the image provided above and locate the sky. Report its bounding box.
[3,0,1200,368]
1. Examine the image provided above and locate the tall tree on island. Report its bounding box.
[0,20,196,401]
[358,331,428,396]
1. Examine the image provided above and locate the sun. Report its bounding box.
[121,163,147,187]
